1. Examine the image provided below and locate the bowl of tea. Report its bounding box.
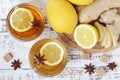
[29,38,68,76]
[6,3,45,41]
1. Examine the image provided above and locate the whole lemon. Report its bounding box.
[68,0,94,5]
[46,0,78,34]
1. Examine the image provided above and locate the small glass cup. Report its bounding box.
[29,38,68,76]
[6,3,45,41]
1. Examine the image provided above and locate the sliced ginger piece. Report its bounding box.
[99,9,120,47]
[104,27,112,48]
[94,22,105,42]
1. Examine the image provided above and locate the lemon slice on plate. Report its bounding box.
[40,42,64,66]
[10,8,34,32]
[74,24,99,49]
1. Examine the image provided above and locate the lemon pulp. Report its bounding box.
[74,24,99,49]
[10,8,34,32]
[40,42,64,66]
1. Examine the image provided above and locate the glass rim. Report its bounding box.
[29,38,68,77]
[6,3,45,41]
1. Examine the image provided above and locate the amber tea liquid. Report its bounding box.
[29,38,68,76]
[6,3,45,41]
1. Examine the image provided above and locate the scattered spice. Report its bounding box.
[82,53,90,60]
[4,53,13,62]
[96,68,106,77]
[84,63,96,75]
[107,62,117,70]
[31,20,41,28]
[100,55,109,63]
[11,59,21,70]
[34,53,46,65]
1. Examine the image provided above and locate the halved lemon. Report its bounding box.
[10,8,34,32]
[74,24,99,49]
[40,42,64,66]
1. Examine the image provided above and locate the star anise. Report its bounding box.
[84,63,96,75]
[34,53,46,65]
[107,62,117,70]
[11,59,21,70]
[31,20,41,28]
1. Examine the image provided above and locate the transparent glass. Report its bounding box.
[6,3,45,41]
[29,38,68,76]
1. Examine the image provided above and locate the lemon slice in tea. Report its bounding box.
[40,42,64,66]
[10,8,34,32]
[74,24,99,49]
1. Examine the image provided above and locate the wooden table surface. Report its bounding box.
[0,0,120,80]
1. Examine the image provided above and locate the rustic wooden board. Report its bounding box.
[57,33,120,53]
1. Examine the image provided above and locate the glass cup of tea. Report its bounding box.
[29,38,68,76]
[6,3,45,41]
